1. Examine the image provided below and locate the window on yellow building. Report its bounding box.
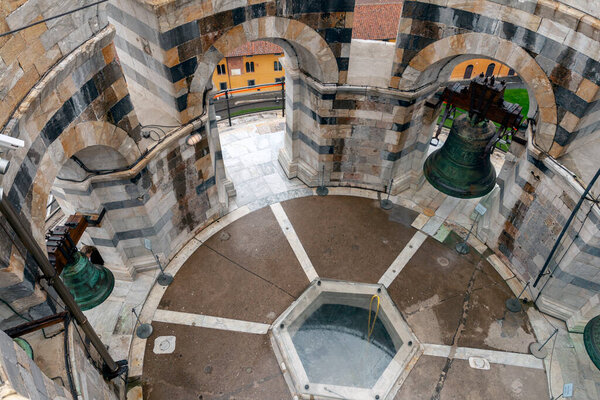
[275,77,283,83]
[508,68,515,76]
[464,65,473,79]
[248,79,255,86]
[485,63,495,77]
[219,82,227,90]
[216,64,227,75]
[245,61,255,73]
[274,61,282,71]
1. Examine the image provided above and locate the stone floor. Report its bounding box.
[140,195,550,399]
[76,113,598,400]
[219,112,309,211]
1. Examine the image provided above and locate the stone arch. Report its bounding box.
[186,16,339,119]
[398,33,558,152]
[56,145,129,182]
[29,121,140,245]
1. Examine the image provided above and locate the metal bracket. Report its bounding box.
[83,208,106,227]
[102,359,128,380]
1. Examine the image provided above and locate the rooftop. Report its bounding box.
[226,40,284,57]
[352,3,404,40]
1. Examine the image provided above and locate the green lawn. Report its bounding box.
[229,106,282,118]
[503,88,529,117]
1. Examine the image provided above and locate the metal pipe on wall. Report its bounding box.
[0,188,119,374]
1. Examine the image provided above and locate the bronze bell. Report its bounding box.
[423,114,497,199]
[61,251,115,311]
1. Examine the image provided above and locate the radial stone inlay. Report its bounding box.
[271,280,422,400]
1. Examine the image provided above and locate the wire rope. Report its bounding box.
[0,1,109,38]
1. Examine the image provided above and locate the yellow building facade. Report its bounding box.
[212,41,285,94]
[450,59,515,80]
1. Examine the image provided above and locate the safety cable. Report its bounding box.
[0,1,109,38]
[63,314,79,399]
[0,297,32,322]
[194,237,296,299]
[367,294,380,341]
[534,191,600,302]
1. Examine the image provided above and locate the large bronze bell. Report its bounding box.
[61,251,115,311]
[423,114,497,199]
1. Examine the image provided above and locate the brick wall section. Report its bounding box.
[0,0,108,129]
[279,67,434,192]
[0,26,144,325]
[392,0,600,156]
[45,121,218,276]
[487,138,600,318]
[558,84,600,184]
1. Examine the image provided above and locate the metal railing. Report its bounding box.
[213,80,285,126]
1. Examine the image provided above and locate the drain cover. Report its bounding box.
[153,336,176,354]
[437,257,450,267]
[219,232,231,241]
[468,357,490,370]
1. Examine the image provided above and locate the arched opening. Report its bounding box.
[485,62,496,77]
[187,17,339,119]
[394,34,597,318]
[184,17,340,208]
[50,145,131,273]
[463,65,473,79]
[55,145,129,183]
[399,33,557,153]
[201,38,309,209]
[28,122,142,279]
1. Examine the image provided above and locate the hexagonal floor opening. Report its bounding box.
[271,280,422,400]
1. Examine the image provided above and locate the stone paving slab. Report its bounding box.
[387,237,478,310]
[157,207,305,325]
[394,355,450,400]
[403,295,465,346]
[281,196,418,284]
[440,359,549,400]
[458,279,535,354]
[142,322,289,400]
[201,206,308,299]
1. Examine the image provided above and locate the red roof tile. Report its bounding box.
[226,40,284,57]
[226,2,403,58]
[352,4,403,40]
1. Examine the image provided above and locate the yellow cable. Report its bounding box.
[367,294,380,340]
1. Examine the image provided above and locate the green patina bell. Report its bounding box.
[584,315,600,370]
[61,251,114,311]
[423,114,497,199]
